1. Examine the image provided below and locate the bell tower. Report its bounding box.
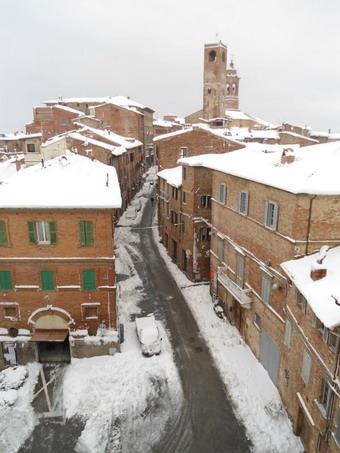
[225,59,240,110]
[203,41,228,119]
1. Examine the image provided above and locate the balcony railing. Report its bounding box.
[217,267,252,308]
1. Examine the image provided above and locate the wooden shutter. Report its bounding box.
[236,254,245,288]
[40,270,54,291]
[28,221,37,244]
[82,270,96,290]
[85,222,93,245]
[0,271,13,290]
[261,274,271,305]
[0,221,8,245]
[80,221,86,245]
[301,351,312,384]
[49,222,57,244]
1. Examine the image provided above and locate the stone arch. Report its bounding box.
[28,305,75,328]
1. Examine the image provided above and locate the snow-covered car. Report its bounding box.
[135,314,162,356]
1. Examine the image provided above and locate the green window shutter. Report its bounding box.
[49,222,57,244]
[80,221,93,246]
[0,271,13,290]
[85,221,93,245]
[82,270,96,290]
[0,221,8,245]
[40,270,55,291]
[80,221,86,245]
[28,221,37,245]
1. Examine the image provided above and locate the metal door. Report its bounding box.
[260,330,280,384]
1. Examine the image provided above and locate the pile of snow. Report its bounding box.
[153,226,302,453]
[0,365,28,390]
[157,166,182,188]
[0,363,40,453]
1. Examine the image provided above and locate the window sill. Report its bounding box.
[85,316,98,320]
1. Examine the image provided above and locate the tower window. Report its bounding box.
[209,50,216,62]
[222,51,226,63]
[226,84,230,95]
[208,88,212,94]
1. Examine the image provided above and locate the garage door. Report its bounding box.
[260,330,280,384]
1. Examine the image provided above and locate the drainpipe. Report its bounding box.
[305,195,317,255]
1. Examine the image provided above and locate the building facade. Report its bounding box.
[0,152,122,367]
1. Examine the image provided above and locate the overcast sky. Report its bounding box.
[1,0,340,132]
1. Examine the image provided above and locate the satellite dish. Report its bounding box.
[8,327,18,338]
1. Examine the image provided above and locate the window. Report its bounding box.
[182,191,186,203]
[180,147,188,158]
[264,201,278,230]
[327,330,339,352]
[239,192,249,215]
[181,216,185,233]
[40,270,55,291]
[0,221,8,245]
[130,153,134,162]
[166,203,169,218]
[319,379,332,417]
[82,270,96,290]
[171,211,178,225]
[217,236,224,261]
[209,50,216,62]
[172,187,178,200]
[218,183,227,204]
[334,410,340,445]
[4,306,18,320]
[80,221,94,246]
[84,306,98,319]
[296,289,307,313]
[0,271,13,290]
[200,195,211,209]
[236,253,245,288]
[261,273,272,305]
[183,167,186,180]
[254,313,261,330]
[284,319,292,347]
[301,350,312,384]
[28,221,57,245]
[199,227,210,241]
[26,143,36,153]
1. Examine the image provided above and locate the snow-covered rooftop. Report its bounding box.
[68,132,127,156]
[0,151,122,209]
[311,130,340,140]
[0,156,25,183]
[53,104,85,116]
[0,132,42,141]
[154,124,243,146]
[157,166,182,188]
[179,141,340,195]
[225,110,276,128]
[282,246,340,329]
[45,96,152,112]
[75,125,142,150]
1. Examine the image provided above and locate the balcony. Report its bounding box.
[217,267,252,308]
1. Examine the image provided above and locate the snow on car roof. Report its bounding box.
[0,151,122,209]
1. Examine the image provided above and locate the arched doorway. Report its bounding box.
[29,307,73,363]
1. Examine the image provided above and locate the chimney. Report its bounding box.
[281,148,295,165]
[310,246,329,281]
[15,158,21,172]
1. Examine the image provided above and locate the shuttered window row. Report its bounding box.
[0,269,97,291]
[0,220,95,246]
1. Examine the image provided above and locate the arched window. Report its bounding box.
[226,84,230,95]
[209,50,216,62]
[222,51,226,63]
[232,83,236,94]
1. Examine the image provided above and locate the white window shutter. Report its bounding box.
[264,201,269,225]
[284,320,292,347]
[301,351,312,384]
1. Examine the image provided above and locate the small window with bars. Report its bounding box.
[4,306,18,320]
[84,306,98,320]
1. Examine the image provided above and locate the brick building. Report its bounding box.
[158,164,212,281]
[26,104,84,141]
[41,125,143,212]
[0,152,122,366]
[0,132,41,157]
[281,248,340,453]
[154,125,244,170]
